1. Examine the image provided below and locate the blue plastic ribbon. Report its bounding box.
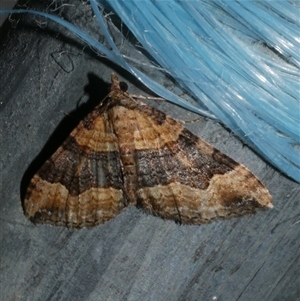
[1,0,299,182]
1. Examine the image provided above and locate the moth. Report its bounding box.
[24,73,272,228]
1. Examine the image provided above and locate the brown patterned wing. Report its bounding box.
[24,110,126,228]
[110,97,273,224]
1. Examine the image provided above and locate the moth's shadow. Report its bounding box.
[20,73,110,208]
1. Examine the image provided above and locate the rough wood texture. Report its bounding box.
[0,2,299,301]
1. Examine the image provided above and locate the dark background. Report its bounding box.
[1,2,299,300]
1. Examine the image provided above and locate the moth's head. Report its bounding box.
[110,73,128,93]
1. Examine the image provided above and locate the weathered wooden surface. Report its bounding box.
[1,2,299,301]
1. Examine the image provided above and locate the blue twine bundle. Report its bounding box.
[1,0,299,182]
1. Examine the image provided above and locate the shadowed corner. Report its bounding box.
[20,73,110,218]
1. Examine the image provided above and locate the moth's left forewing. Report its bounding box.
[133,106,272,224]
